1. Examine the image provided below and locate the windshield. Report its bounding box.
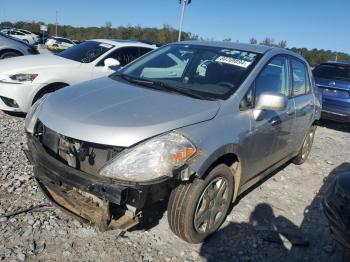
[314,64,350,82]
[119,44,260,99]
[56,41,114,63]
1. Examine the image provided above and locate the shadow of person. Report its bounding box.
[199,203,308,262]
[199,163,350,262]
[250,203,309,248]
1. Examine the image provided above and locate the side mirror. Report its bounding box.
[104,58,120,68]
[253,92,287,120]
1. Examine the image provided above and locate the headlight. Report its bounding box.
[24,95,49,134]
[99,132,196,182]
[10,73,38,82]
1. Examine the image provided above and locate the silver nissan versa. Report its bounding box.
[25,41,321,243]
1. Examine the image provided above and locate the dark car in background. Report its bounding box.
[314,62,350,123]
[323,171,350,248]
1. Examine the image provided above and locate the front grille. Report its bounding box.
[35,121,125,175]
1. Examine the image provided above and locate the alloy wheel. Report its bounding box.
[194,176,230,233]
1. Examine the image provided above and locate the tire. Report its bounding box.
[167,164,234,243]
[293,125,317,165]
[0,51,21,60]
[32,83,68,105]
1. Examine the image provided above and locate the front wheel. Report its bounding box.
[167,164,234,243]
[293,125,317,165]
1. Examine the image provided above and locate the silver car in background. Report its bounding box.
[0,32,39,59]
[25,41,321,243]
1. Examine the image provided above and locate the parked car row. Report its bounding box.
[0,39,156,112]
[0,31,39,59]
[1,28,39,45]
[0,27,82,52]
[0,38,348,244]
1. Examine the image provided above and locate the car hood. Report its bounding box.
[0,54,78,75]
[38,77,221,147]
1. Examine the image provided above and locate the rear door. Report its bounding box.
[289,58,314,152]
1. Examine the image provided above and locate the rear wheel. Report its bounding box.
[0,51,21,59]
[167,164,234,243]
[293,125,317,165]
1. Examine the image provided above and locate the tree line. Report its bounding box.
[248,37,350,67]
[1,21,349,66]
[0,21,198,44]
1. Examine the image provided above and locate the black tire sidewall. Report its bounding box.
[0,52,19,59]
[183,164,234,243]
[293,125,316,165]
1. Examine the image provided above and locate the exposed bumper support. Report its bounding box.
[25,135,156,231]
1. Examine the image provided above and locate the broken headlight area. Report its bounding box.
[25,122,180,231]
[35,121,124,176]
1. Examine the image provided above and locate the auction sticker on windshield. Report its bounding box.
[215,56,252,68]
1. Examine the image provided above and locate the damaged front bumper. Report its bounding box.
[25,135,169,231]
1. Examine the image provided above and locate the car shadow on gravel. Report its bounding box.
[131,200,168,232]
[317,119,350,133]
[3,111,26,118]
[199,163,350,262]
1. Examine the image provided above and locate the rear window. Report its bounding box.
[313,64,350,82]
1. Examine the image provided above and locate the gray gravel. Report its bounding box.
[1,110,350,261]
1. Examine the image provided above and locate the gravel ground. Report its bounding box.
[0,110,350,262]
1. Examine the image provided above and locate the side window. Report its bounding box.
[291,59,308,96]
[139,47,152,56]
[106,47,139,66]
[255,56,289,99]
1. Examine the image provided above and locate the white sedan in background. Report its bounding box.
[0,39,156,112]
[45,36,76,51]
[1,29,37,45]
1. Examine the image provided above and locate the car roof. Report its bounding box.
[319,61,350,67]
[91,39,157,49]
[176,40,275,54]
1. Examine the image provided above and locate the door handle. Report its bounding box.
[268,117,282,126]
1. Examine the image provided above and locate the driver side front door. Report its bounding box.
[242,55,295,181]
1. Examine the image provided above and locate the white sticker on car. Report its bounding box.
[215,56,252,68]
[99,43,113,49]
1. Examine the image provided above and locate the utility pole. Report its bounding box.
[177,0,192,42]
[55,11,58,36]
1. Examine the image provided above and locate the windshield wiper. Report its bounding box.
[113,72,211,100]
